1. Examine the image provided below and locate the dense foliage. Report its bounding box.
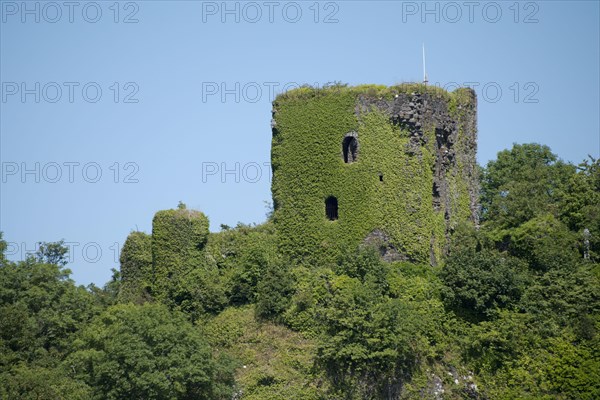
[1,143,599,399]
[67,303,234,400]
[151,203,210,301]
[118,231,152,303]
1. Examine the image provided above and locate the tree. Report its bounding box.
[36,240,69,266]
[440,249,528,320]
[169,266,228,321]
[521,263,600,336]
[481,143,574,230]
[335,245,388,291]
[509,214,579,271]
[0,364,92,400]
[0,255,100,361]
[0,244,102,399]
[255,260,294,321]
[204,222,279,305]
[561,156,600,261]
[66,303,234,400]
[315,273,443,399]
[0,232,7,263]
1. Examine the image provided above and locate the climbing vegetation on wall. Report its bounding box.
[151,205,210,300]
[118,231,152,303]
[271,83,476,265]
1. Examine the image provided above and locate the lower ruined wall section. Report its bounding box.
[271,84,478,265]
[118,205,210,302]
[118,231,153,303]
[151,207,209,299]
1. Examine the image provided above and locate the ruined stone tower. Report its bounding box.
[270,83,478,265]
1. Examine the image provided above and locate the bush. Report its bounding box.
[255,261,294,321]
[440,249,527,320]
[67,303,234,400]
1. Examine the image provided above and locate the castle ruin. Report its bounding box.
[270,83,478,265]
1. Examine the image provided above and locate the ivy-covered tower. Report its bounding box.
[119,204,209,303]
[270,83,478,265]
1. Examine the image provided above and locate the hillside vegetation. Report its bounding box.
[1,143,599,399]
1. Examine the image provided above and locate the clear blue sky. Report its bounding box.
[1,0,599,285]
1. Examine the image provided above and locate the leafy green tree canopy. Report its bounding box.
[440,249,528,320]
[481,143,574,230]
[67,303,234,400]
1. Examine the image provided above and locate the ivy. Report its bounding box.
[272,84,476,265]
[151,207,209,300]
[118,231,152,303]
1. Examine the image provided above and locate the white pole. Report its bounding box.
[422,43,428,85]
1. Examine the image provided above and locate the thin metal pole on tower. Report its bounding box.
[423,43,428,85]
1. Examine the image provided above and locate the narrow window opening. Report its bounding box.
[379,173,384,182]
[325,196,338,221]
[432,182,442,211]
[342,136,358,163]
